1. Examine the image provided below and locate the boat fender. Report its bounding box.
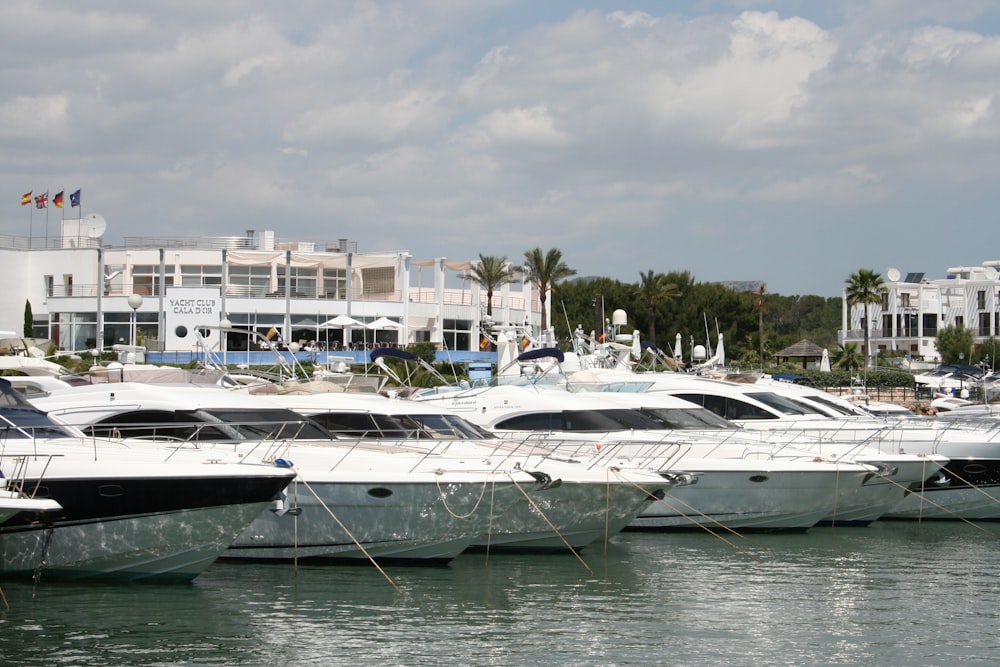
[274,458,294,468]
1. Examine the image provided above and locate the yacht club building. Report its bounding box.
[0,219,542,362]
[840,262,1000,364]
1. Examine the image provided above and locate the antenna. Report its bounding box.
[886,267,901,282]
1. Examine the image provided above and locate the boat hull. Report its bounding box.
[0,474,290,581]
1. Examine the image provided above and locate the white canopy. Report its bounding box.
[321,315,365,328]
[367,317,404,330]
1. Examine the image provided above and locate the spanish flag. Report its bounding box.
[479,336,491,350]
[265,326,280,340]
[20,191,31,205]
[53,191,64,208]
[520,335,530,350]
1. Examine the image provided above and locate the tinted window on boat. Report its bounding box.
[86,409,234,441]
[671,393,778,421]
[636,407,737,429]
[201,408,333,440]
[745,392,821,416]
[309,412,412,440]
[392,414,496,440]
[494,413,560,431]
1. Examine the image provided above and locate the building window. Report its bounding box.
[132,265,173,296]
[922,313,937,336]
[361,267,395,295]
[900,293,911,308]
[228,265,271,297]
[977,290,986,310]
[277,267,317,297]
[881,314,892,336]
[955,316,964,329]
[443,318,472,351]
[323,269,347,299]
[979,312,990,336]
[181,265,222,287]
[44,275,54,297]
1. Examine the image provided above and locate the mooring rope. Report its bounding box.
[434,469,491,519]
[507,473,593,575]
[609,469,765,562]
[292,472,404,596]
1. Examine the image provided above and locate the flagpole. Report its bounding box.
[28,196,33,247]
[45,189,50,245]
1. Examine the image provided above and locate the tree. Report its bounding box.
[459,254,519,318]
[23,300,33,338]
[832,342,862,371]
[635,270,681,347]
[522,247,576,331]
[844,269,886,372]
[935,325,974,364]
[752,283,767,370]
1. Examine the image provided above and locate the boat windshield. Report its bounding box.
[635,407,738,429]
[744,391,824,416]
[0,407,79,439]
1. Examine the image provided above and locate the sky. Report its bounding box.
[2,0,999,297]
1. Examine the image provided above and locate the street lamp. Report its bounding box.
[220,316,232,367]
[127,293,143,349]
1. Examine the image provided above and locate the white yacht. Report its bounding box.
[252,389,678,551]
[413,381,888,531]
[22,379,666,557]
[0,378,295,582]
[575,367,998,521]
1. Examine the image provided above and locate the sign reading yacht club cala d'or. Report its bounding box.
[164,286,223,351]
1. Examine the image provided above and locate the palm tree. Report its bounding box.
[845,268,886,372]
[459,254,519,317]
[832,342,863,371]
[752,283,767,370]
[522,247,577,331]
[635,270,681,348]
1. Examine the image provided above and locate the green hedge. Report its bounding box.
[765,368,916,389]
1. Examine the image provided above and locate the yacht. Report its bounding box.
[413,382,889,531]
[571,367,997,521]
[22,380,645,557]
[0,378,295,582]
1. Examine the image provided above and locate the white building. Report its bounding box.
[841,262,1000,364]
[1,219,541,360]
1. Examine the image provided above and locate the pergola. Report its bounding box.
[775,339,826,369]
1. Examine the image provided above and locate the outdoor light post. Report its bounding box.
[127,293,143,348]
[219,316,232,367]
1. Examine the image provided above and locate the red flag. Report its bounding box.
[479,336,490,350]
[34,192,48,209]
[20,191,32,205]
[520,335,530,350]
[53,191,64,208]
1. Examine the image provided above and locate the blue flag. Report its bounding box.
[70,189,81,207]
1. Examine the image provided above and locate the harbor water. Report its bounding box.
[1,521,997,666]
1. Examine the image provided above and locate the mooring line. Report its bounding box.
[610,469,766,561]
[293,472,404,596]
[508,474,593,575]
[434,469,491,519]
[905,457,1000,537]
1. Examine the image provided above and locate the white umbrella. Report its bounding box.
[367,317,403,348]
[321,315,365,328]
[367,317,404,330]
[321,315,366,348]
[820,347,831,372]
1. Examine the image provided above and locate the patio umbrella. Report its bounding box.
[321,315,366,348]
[367,317,404,347]
[820,347,831,372]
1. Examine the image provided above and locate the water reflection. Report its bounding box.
[0,523,996,665]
